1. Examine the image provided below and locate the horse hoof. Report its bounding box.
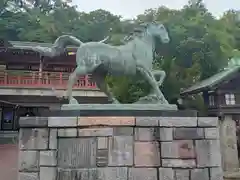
[112,100,120,104]
[69,98,79,104]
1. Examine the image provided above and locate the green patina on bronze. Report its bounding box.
[28,22,174,107]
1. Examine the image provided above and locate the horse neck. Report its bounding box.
[135,32,155,58]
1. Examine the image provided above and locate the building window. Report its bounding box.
[3,111,13,124]
[225,93,236,105]
[209,95,215,106]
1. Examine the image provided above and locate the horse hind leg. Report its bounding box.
[66,65,88,104]
[153,70,166,86]
[94,75,119,104]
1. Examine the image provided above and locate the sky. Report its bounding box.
[71,0,240,19]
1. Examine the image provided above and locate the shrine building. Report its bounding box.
[0,39,107,131]
[180,66,240,174]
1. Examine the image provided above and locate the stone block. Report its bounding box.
[19,117,48,127]
[159,117,197,127]
[78,128,113,136]
[135,117,159,126]
[98,167,128,180]
[161,110,197,117]
[135,128,159,141]
[57,168,77,180]
[113,127,133,136]
[204,128,219,139]
[195,140,222,167]
[96,149,108,167]
[159,168,174,180]
[40,151,57,166]
[19,172,39,180]
[57,168,99,180]
[19,151,39,171]
[58,128,77,137]
[198,117,218,127]
[191,168,209,180]
[210,167,223,180]
[48,117,77,127]
[108,136,133,166]
[58,138,97,168]
[49,129,57,150]
[175,169,190,180]
[134,142,160,167]
[161,140,195,158]
[160,128,173,141]
[128,168,157,180]
[97,137,108,149]
[78,116,135,126]
[40,167,56,180]
[19,128,48,150]
[173,128,204,140]
[162,159,196,168]
[220,116,239,171]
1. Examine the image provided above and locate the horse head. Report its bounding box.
[139,22,170,44]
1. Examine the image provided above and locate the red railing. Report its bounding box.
[0,71,97,89]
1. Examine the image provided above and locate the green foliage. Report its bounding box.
[1,0,240,110]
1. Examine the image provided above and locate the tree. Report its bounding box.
[0,0,239,109]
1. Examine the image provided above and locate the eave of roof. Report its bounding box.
[5,40,78,50]
[181,66,240,96]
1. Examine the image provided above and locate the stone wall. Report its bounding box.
[18,116,223,180]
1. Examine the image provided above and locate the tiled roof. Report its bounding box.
[1,39,78,50]
[181,66,240,95]
[9,40,53,48]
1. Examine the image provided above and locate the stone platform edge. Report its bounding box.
[43,109,197,117]
[61,103,178,110]
[19,116,218,128]
[18,115,223,180]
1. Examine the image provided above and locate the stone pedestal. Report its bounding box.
[18,111,223,180]
[220,115,239,172]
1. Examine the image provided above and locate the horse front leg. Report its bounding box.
[136,65,169,104]
[153,70,166,86]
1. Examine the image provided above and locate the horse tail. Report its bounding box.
[53,35,109,49]
[37,35,109,58]
[99,36,110,43]
[28,35,84,58]
[52,35,83,49]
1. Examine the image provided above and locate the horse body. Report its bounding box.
[74,34,155,76]
[75,41,138,76]
[29,22,170,104]
[66,23,170,104]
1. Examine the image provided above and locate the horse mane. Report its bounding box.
[122,25,146,43]
[122,22,167,44]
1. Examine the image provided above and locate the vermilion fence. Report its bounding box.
[0,71,97,89]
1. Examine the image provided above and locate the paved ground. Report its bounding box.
[0,135,18,180]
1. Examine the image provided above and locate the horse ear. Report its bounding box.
[133,27,143,33]
[139,22,148,28]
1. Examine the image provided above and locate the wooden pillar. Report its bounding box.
[39,57,43,84]
[0,107,2,130]
[39,57,43,76]
[219,115,239,172]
